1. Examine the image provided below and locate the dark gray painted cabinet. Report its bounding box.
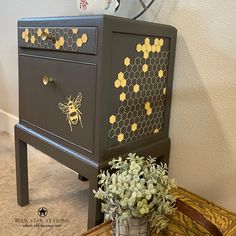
[15,15,177,229]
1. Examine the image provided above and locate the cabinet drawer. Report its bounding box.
[19,26,97,55]
[19,56,96,153]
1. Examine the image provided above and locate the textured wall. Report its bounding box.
[154,1,236,211]
[0,0,235,211]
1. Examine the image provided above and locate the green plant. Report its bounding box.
[93,153,177,233]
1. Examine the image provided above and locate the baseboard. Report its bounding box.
[0,109,19,136]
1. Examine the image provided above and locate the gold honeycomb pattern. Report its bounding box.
[20,27,88,52]
[108,37,170,143]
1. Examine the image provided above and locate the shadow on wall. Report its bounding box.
[168,36,235,207]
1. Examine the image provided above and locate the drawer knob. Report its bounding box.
[42,76,54,85]
[41,32,56,43]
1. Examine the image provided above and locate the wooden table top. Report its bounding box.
[82,187,236,236]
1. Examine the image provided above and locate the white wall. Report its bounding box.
[0,1,236,211]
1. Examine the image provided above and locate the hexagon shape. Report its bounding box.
[109,115,116,124]
[147,108,152,116]
[21,31,25,39]
[131,123,137,132]
[31,36,36,44]
[158,70,164,78]
[156,45,161,53]
[114,79,120,88]
[136,44,142,52]
[24,36,29,43]
[59,37,65,46]
[133,84,139,93]
[72,28,79,34]
[120,93,126,101]
[81,34,88,43]
[151,45,156,52]
[117,133,124,142]
[124,57,130,66]
[159,38,164,46]
[118,72,124,81]
[146,44,152,52]
[141,44,147,52]
[144,37,150,45]
[55,41,61,49]
[143,51,149,59]
[77,38,83,47]
[154,38,159,46]
[154,128,160,133]
[25,28,29,35]
[142,64,148,73]
[163,87,166,95]
[145,102,150,110]
[120,79,127,88]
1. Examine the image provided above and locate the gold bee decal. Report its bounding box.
[58,93,83,132]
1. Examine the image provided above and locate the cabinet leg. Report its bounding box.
[87,175,103,229]
[15,137,29,206]
[78,174,88,181]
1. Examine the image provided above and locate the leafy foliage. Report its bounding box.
[93,153,177,233]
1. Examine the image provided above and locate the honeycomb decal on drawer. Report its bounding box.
[21,27,88,52]
[108,37,170,143]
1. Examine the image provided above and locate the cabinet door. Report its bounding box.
[19,55,96,153]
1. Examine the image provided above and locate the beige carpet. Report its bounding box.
[0,131,89,236]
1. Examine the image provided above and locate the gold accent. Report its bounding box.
[151,45,156,52]
[120,93,126,102]
[31,36,36,44]
[81,34,88,43]
[146,44,152,52]
[42,75,53,86]
[120,79,126,88]
[143,51,149,59]
[131,123,137,132]
[117,133,124,142]
[154,128,160,133]
[25,36,29,43]
[25,28,29,35]
[158,70,164,78]
[77,38,83,47]
[124,57,130,66]
[109,37,169,143]
[163,87,166,95]
[141,44,147,52]
[21,31,25,39]
[142,64,148,73]
[144,37,150,45]
[55,41,61,49]
[72,28,79,34]
[136,44,142,52]
[145,102,151,110]
[109,115,116,124]
[114,79,121,88]
[154,38,159,46]
[118,72,124,81]
[156,45,161,53]
[58,93,83,132]
[159,38,164,46]
[133,84,139,93]
[37,28,42,37]
[44,28,49,34]
[147,108,152,116]
[59,37,65,46]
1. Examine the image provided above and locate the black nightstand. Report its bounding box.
[15,15,177,229]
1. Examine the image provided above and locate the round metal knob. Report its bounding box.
[42,76,53,85]
[41,32,49,41]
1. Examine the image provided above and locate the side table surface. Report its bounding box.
[82,187,236,236]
